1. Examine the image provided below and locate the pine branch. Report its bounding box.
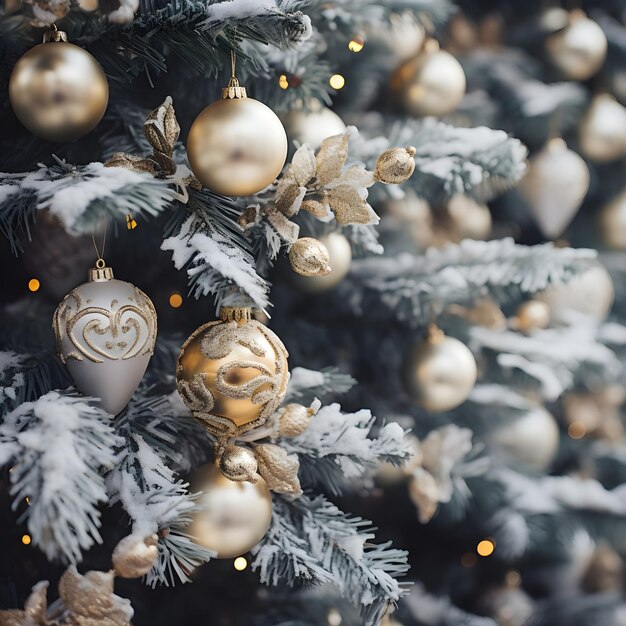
[252,494,409,626]
[285,366,357,404]
[0,390,119,563]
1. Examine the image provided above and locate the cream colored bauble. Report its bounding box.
[600,189,626,250]
[491,407,559,470]
[519,138,589,239]
[579,94,626,162]
[445,194,492,241]
[537,263,614,323]
[294,232,352,293]
[372,11,426,64]
[282,103,346,150]
[9,27,109,142]
[187,82,287,196]
[188,462,272,559]
[52,262,157,415]
[546,10,607,81]
[402,325,477,412]
[391,39,466,118]
[383,191,433,247]
[513,300,551,333]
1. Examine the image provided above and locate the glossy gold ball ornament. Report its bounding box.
[9,26,108,142]
[513,300,551,333]
[177,307,289,439]
[546,10,607,81]
[600,189,626,250]
[391,38,466,118]
[187,74,287,196]
[188,462,272,559]
[282,102,346,150]
[579,94,626,162]
[402,325,477,412]
[293,232,352,293]
[288,237,331,277]
[445,194,492,241]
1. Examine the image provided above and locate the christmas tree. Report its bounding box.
[1,1,625,625]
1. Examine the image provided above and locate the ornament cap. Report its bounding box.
[222,76,248,100]
[219,306,252,323]
[88,261,114,282]
[426,323,445,343]
[43,25,68,43]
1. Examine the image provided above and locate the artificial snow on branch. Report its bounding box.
[284,366,357,404]
[0,389,119,563]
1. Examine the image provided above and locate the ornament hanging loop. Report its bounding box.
[43,24,68,43]
[222,46,247,99]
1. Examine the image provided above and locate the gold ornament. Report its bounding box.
[0,581,48,626]
[277,403,316,437]
[563,386,625,442]
[391,38,466,118]
[254,442,302,496]
[491,407,559,470]
[546,10,607,81]
[219,443,259,483]
[383,191,434,248]
[9,26,109,142]
[293,232,352,293]
[112,533,159,579]
[370,11,426,64]
[177,306,289,439]
[519,138,589,239]
[52,261,158,415]
[537,263,614,323]
[288,237,331,277]
[579,94,626,162]
[600,188,626,250]
[582,544,625,593]
[443,194,492,241]
[448,298,507,330]
[188,462,272,559]
[512,300,551,333]
[374,146,417,184]
[402,325,477,412]
[282,102,346,150]
[187,65,288,196]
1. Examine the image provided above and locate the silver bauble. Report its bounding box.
[579,94,626,162]
[537,263,614,323]
[600,189,626,250]
[491,407,559,470]
[402,326,477,413]
[293,232,352,293]
[370,11,426,64]
[53,263,157,415]
[282,103,346,150]
[445,194,492,241]
[546,11,607,81]
[392,39,466,118]
[519,138,589,239]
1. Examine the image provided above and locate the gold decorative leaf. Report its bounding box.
[254,443,302,496]
[301,198,331,219]
[335,164,375,188]
[316,132,350,186]
[328,185,380,225]
[104,153,158,175]
[144,96,180,157]
[265,207,301,244]
[290,144,317,186]
[275,182,306,217]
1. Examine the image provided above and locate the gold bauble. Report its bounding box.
[445,194,492,241]
[288,237,331,277]
[370,11,426,64]
[187,90,288,196]
[579,94,626,162]
[519,138,589,239]
[402,325,477,412]
[188,462,272,559]
[219,444,258,482]
[176,306,289,437]
[374,146,417,184]
[600,189,626,250]
[293,232,352,293]
[9,29,108,142]
[112,534,158,579]
[514,300,551,333]
[282,103,346,150]
[546,11,607,81]
[537,263,614,323]
[491,407,559,470]
[383,191,433,247]
[391,39,466,118]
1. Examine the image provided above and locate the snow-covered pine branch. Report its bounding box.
[0,160,173,251]
[284,366,357,404]
[107,401,214,586]
[281,403,411,495]
[252,494,409,626]
[0,390,119,563]
[343,239,596,326]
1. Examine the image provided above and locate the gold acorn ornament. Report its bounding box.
[187,461,272,559]
[391,38,466,118]
[186,52,288,196]
[293,232,352,292]
[600,188,626,250]
[402,325,477,412]
[288,237,331,277]
[177,306,289,442]
[546,10,607,81]
[52,257,158,415]
[9,25,109,142]
[375,146,417,184]
[579,94,626,162]
[519,137,589,240]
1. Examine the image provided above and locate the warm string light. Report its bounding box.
[126,214,137,230]
[21,534,31,545]
[278,74,289,89]
[329,74,346,90]
[568,421,587,439]
[327,608,342,626]
[348,37,365,52]
[169,293,183,308]
[233,556,248,571]
[477,539,495,557]
[28,278,40,292]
